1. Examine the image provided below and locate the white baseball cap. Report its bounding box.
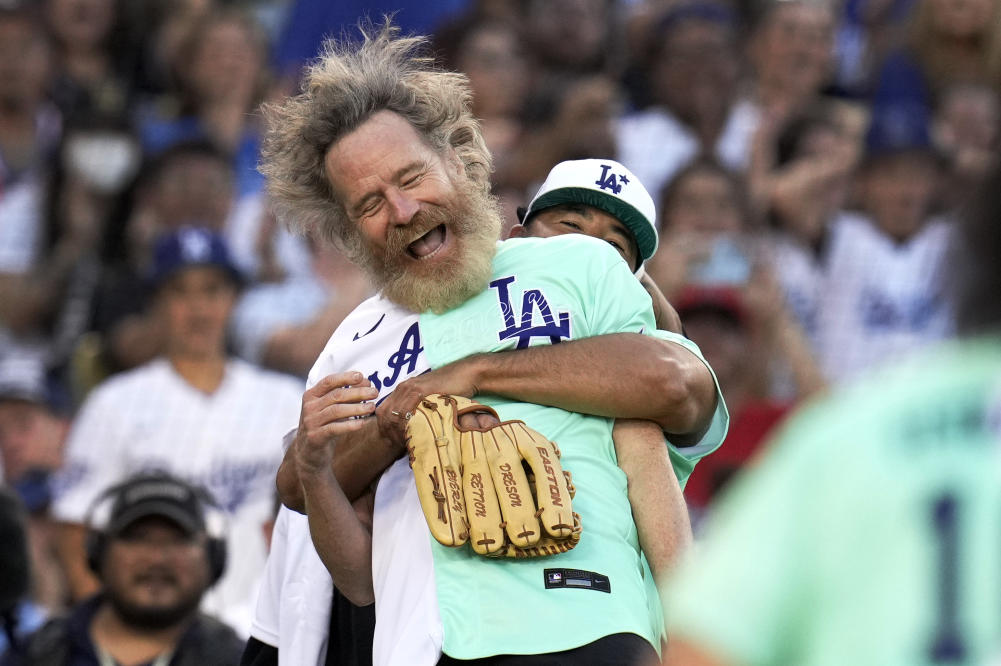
[521,159,659,266]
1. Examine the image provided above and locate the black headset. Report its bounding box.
[84,472,228,586]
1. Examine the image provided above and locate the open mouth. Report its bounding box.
[406,225,448,260]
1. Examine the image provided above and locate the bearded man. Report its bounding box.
[6,473,244,666]
[244,22,728,666]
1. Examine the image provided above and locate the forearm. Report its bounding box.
[613,420,692,584]
[277,418,402,512]
[470,333,716,435]
[300,467,374,605]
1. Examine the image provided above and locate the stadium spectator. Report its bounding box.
[753,102,863,347]
[833,0,917,95]
[2,114,141,392]
[134,8,313,290]
[138,8,270,199]
[814,103,954,383]
[51,228,302,635]
[870,0,1001,137]
[521,0,618,79]
[4,472,244,665]
[745,0,837,121]
[92,140,236,373]
[229,236,370,378]
[434,17,529,168]
[42,0,134,122]
[646,158,752,302]
[932,82,1001,211]
[495,74,622,224]
[0,5,62,362]
[0,355,70,614]
[616,2,750,200]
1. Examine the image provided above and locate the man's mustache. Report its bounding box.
[383,206,454,258]
[132,567,180,586]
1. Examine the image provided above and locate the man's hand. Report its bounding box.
[374,359,484,449]
[295,372,378,478]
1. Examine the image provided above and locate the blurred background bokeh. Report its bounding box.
[0,0,997,646]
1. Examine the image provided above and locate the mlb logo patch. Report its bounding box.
[547,571,563,585]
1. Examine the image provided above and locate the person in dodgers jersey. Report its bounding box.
[660,166,1001,665]
[245,22,728,666]
[51,228,303,636]
[244,159,723,666]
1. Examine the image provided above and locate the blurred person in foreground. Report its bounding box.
[662,161,1001,665]
[51,228,302,635]
[4,472,243,665]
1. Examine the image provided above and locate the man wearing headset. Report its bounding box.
[3,473,244,666]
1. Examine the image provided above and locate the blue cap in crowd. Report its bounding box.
[148,227,244,290]
[864,102,935,161]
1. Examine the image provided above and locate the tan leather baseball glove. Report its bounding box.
[406,394,581,558]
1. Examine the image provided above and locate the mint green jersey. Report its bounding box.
[665,338,1001,665]
[419,235,728,658]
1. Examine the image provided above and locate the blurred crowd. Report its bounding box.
[0,0,998,652]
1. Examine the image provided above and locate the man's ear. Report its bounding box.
[508,224,528,239]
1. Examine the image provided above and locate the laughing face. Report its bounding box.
[324,111,501,313]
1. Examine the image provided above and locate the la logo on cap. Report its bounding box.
[179,229,212,262]
[595,164,630,196]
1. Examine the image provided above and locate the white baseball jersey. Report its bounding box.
[51,357,303,635]
[616,99,758,202]
[815,213,954,384]
[249,294,434,666]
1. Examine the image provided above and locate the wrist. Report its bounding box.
[466,353,490,396]
[298,459,336,487]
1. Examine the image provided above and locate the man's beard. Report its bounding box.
[349,179,501,314]
[105,580,204,631]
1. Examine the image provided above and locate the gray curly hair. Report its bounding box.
[259,20,492,253]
